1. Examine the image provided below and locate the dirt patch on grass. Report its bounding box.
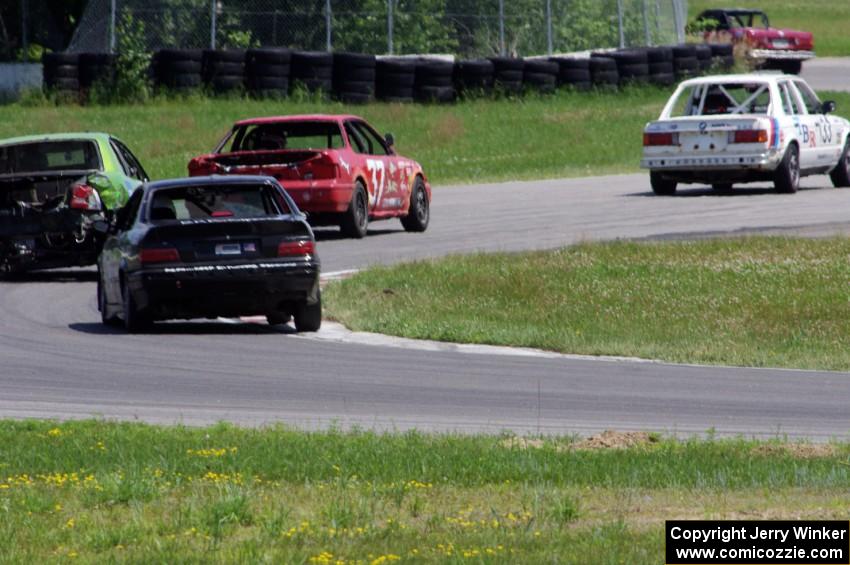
[750,443,839,459]
[500,437,547,450]
[572,430,658,451]
[428,114,465,144]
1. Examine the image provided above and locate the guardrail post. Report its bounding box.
[642,0,651,46]
[109,0,116,53]
[210,0,216,49]
[617,0,624,48]
[326,0,332,51]
[21,0,28,59]
[655,0,661,38]
[673,0,685,44]
[546,0,553,55]
[387,0,394,54]
[498,0,505,56]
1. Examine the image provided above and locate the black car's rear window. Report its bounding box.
[147,184,289,222]
[0,140,101,174]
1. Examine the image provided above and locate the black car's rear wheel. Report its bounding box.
[400,177,429,232]
[340,181,368,238]
[98,271,120,327]
[294,292,322,332]
[122,280,150,333]
[712,183,733,193]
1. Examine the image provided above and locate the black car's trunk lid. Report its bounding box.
[142,217,313,263]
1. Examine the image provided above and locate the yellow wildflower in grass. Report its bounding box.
[186,447,238,458]
[404,479,432,490]
[199,471,243,485]
[369,555,400,565]
[308,551,335,564]
[64,518,75,529]
[47,428,63,437]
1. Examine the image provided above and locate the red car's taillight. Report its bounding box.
[643,132,678,146]
[69,184,102,211]
[730,130,768,144]
[188,157,216,176]
[140,248,180,264]
[277,240,315,257]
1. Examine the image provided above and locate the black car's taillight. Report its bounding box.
[277,240,315,257]
[140,248,180,264]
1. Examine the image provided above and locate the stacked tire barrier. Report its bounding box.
[489,57,523,95]
[671,44,699,80]
[375,58,415,103]
[79,53,116,89]
[333,53,376,104]
[550,57,591,90]
[594,50,649,84]
[453,59,494,95]
[202,50,245,93]
[152,49,202,91]
[646,47,675,86]
[523,59,558,94]
[246,48,290,98]
[694,44,713,73]
[413,60,455,103]
[588,57,619,88]
[42,42,754,105]
[708,43,735,70]
[42,52,80,97]
[291,51,333,94]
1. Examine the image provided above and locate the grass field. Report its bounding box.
[2,419,849,563]
[325,237,850,371]
[3,88,848,187]
[688,0,850,57]
[1,87,670,186]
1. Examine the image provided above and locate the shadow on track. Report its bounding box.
[624,185,828,198]
[69,320,297,336]
[0,269,98,283]
[313,227,402,242]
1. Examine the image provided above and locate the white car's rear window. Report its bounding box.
[669,83,772,117]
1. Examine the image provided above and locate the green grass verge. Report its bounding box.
[2,419,849,563]
[0,87,667,186]
[5,89,848,187]
[325,237,850,371]
[688,0,850,57]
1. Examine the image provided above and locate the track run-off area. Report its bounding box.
[3,172,850,440]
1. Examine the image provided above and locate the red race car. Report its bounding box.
[188,114,431,238]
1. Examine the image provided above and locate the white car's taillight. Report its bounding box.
[643,132,679,146]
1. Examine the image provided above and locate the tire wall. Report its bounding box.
[42,44,749,104]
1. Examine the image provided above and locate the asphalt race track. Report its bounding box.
[3,173,850,440]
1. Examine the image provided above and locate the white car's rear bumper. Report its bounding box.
[641,152,781,171]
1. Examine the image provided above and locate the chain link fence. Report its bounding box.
[68,0,688,57]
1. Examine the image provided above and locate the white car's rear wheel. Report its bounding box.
[774,144,800,194]
[829,138,850,188]
[650,171,676,195]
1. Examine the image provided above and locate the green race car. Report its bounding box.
[0,132,149,273]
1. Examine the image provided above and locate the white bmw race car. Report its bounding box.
[641,73,850,195]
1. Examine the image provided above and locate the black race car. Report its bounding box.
[96,175,321,332]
